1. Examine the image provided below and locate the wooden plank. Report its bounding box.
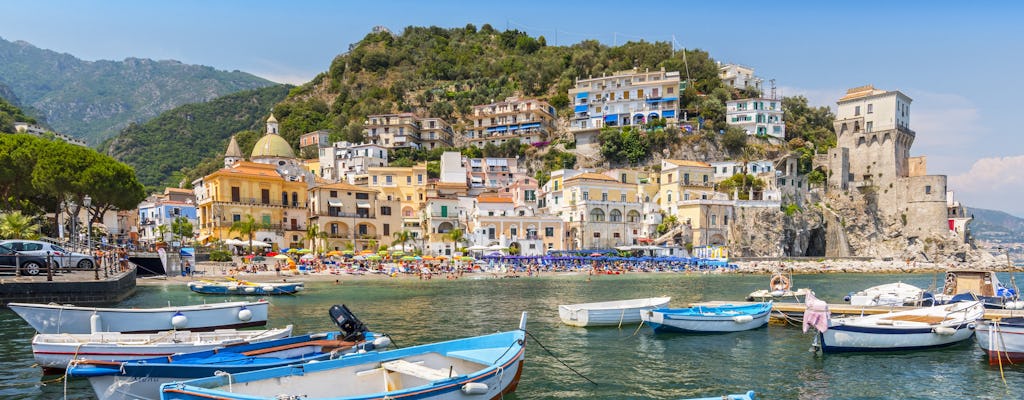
[382,360,450,381]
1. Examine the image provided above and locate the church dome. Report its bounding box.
[251,133,295,159]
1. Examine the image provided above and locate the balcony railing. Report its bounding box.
[222,198,306,208]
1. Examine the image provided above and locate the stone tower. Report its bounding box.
[830,85,914,192]
[224,135,242,167]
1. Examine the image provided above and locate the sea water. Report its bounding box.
[2,272,1022,399]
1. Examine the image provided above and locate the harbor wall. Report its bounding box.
[0,268,136,306]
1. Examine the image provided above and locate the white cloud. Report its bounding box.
[949,155,1024,216]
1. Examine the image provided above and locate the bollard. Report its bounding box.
[46,251,53,282]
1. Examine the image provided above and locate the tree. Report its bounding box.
[305,224,328,254]
[445,228,465,255]
[721,127,748,154]
[0,211,41,239]
[230,214,265,253]
[392,230,414,251]
[171,216,194,245]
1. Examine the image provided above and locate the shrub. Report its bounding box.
[209,249,232,262]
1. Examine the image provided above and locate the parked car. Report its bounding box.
[0,240,94,269]
[0,244,50,276]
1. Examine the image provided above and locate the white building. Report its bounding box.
[718,63,763,92]
[568,68,681,148]
[725,98,785,139]
[319,142,389,183]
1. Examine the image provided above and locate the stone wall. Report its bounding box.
[0,269,136,306]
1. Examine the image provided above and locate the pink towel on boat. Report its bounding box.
[803,291,830,333]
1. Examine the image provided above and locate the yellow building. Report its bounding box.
[563,172,645,249]
[308,182,402,252]
[658,159,731,246]
[194,115,311,250]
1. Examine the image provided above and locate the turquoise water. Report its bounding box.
[2,272,1023,399]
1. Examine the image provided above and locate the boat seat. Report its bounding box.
[879,315,946,325]
[382,359,452,381]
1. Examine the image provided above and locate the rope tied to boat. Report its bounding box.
[524,330,597,386]
[214,370,233,392]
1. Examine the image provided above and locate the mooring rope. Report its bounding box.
[524,330,597,386]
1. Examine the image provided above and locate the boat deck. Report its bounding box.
[689,301,1023,321]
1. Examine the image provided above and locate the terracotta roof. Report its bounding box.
[478,197,513,203]
[566,172,618,182]
[663,159,712,168]
[838,85,888,102]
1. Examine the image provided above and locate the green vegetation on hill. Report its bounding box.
[0,95,36,133]
[102,85,292,189]
[0,37,276,144]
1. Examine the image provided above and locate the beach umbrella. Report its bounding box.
[414,256,422,260]
[296,249,311,254]
[287,248,299,253]
[326,250,343,257]
[401,256,417,261]
[342,250,354,255]
[272,254,290,260]
[460,256,474,261]
[366,255,382,261]
[279,248,290,253]
[300,253,315,260]
[353,255,366,261]
[266,251,278,257]
[391,250,405,256]
[243,254,255,259]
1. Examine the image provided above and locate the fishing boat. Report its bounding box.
[159,312,528,400]
[974,317,1024,364]
[815,301,984,354]
[8,300,269,334]
[926,270,1023,309]
[32,325,293,371]
[641,302,772,333]
[558,297,671,327]
[679,391,757,400]
[187,279,304,295]
[845,282,927,306]
[68,305,389,400]
[746,272,811,302]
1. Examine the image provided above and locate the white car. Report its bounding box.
[0,240,95,269]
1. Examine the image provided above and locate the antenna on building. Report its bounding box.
[671,35,692,89]
[770,79,777,100]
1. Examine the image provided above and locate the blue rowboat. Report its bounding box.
[160,312,528,400]
[187,279,304,295]
[641,302,772,333]
[68,305,387,400]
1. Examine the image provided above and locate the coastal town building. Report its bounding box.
[658,159,731,247]
[418,117,454,149]
[363,113,421,149]
[537,169,587,219]
[136,188,197,246]
[718,63,763,92]
[569,68,681,149]
[193,115,311,250]
[467,196,566,255]
[725,98,785,139]
[318,141,389,183]
[464,97,555,148]
[826,85,957,243]
[465,157,519,193]
[299,130,330,156]
[562,172,646,249]
[307,181,401,252]
[13,122,87,146]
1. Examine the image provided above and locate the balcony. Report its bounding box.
[221,197,307,208]
[317,211,376,219]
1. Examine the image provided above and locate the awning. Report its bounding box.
[495,126,507,132]
[574,105,588,112]
[521,122,541,129]
[328,200,343,207]
[357,202,371,208]
[604,114,619,122]
[634,113,645,118]
[662,110,676,118]
[575,92,588,99]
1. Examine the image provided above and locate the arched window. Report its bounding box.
[610,209,623,222]
[291,192,298,206]
[627,210,641,223]
[590,208,606,222]
[667,191,673,203]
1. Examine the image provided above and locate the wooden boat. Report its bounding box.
[928,270,1023,309]
[8,300,269,334]
[816,301,984,354]
[845,282,926,306]
[187,279,304,295]
[641,302,772,333]
[32,325,292,371]
[679,391,756,400]
[68,305,388,400]
[159,312,528,400]
[975,317,1024,364]
[746,272,811,302]
[558,297,670,327]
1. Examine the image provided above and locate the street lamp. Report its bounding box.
[84,195,95,280]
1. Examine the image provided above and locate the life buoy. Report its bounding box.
[770,274,791,292]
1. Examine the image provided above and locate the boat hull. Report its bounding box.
[159,328,527,400]
[187,281,304,295]
[8,301,269,334]
[820,323,975,353]
[558,297,670,327]
[975,318,1024,364]
[32,326,292,369]
[642,306,771,333]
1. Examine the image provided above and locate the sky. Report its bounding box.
[3,1,1024,215]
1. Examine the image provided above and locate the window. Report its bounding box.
[261,189,270,204]
[855,105,861,116]
[593,232,600,238]
[590,208,605,222]
[262,215,271,225]
[710,214,717,226]
[355,193,369,200]
[385,176,393,185]
[613,232,620,238]
[372,176,378,185]
[621,173,627,183]
[582,191,589,200]
[383,224,390,236]
[867,104,873,114]
[545,227,554,237]
[510,227,517,237]
[282,192,288,206]
[866,121,873,132]
[329,190,337,198]
[724,215,729,226]
[925,185,932,194]
[231,187,240,202]
[684,173,690,184]
[601,192,608,201]
[232,214,241,222]
[637,89,643,98]
[417,174,423,184]
[406,176,411,184]
[621,194,627,202]
[380,206,392,215]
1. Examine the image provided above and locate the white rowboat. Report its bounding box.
[32,325,293,370]
[8,300,269,334]
[558,297,670,327]
[818,301,984,354]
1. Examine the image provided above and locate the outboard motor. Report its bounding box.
[329,304,367,342]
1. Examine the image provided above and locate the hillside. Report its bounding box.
[0,37,276,144]
[0,93,36,133]
[102,85,291,188]
[968,207,1024,242]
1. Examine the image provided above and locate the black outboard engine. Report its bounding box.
[329,304,367,342]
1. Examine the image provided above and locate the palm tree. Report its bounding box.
[230,214,264,253]
[305,224,327,254]
[392,230,414,252]
[0,211,41,239]
[446,228,465,256]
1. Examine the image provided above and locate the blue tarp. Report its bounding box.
[604,114,619,122]
[574,105,588,112]
[576,92,589,99]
